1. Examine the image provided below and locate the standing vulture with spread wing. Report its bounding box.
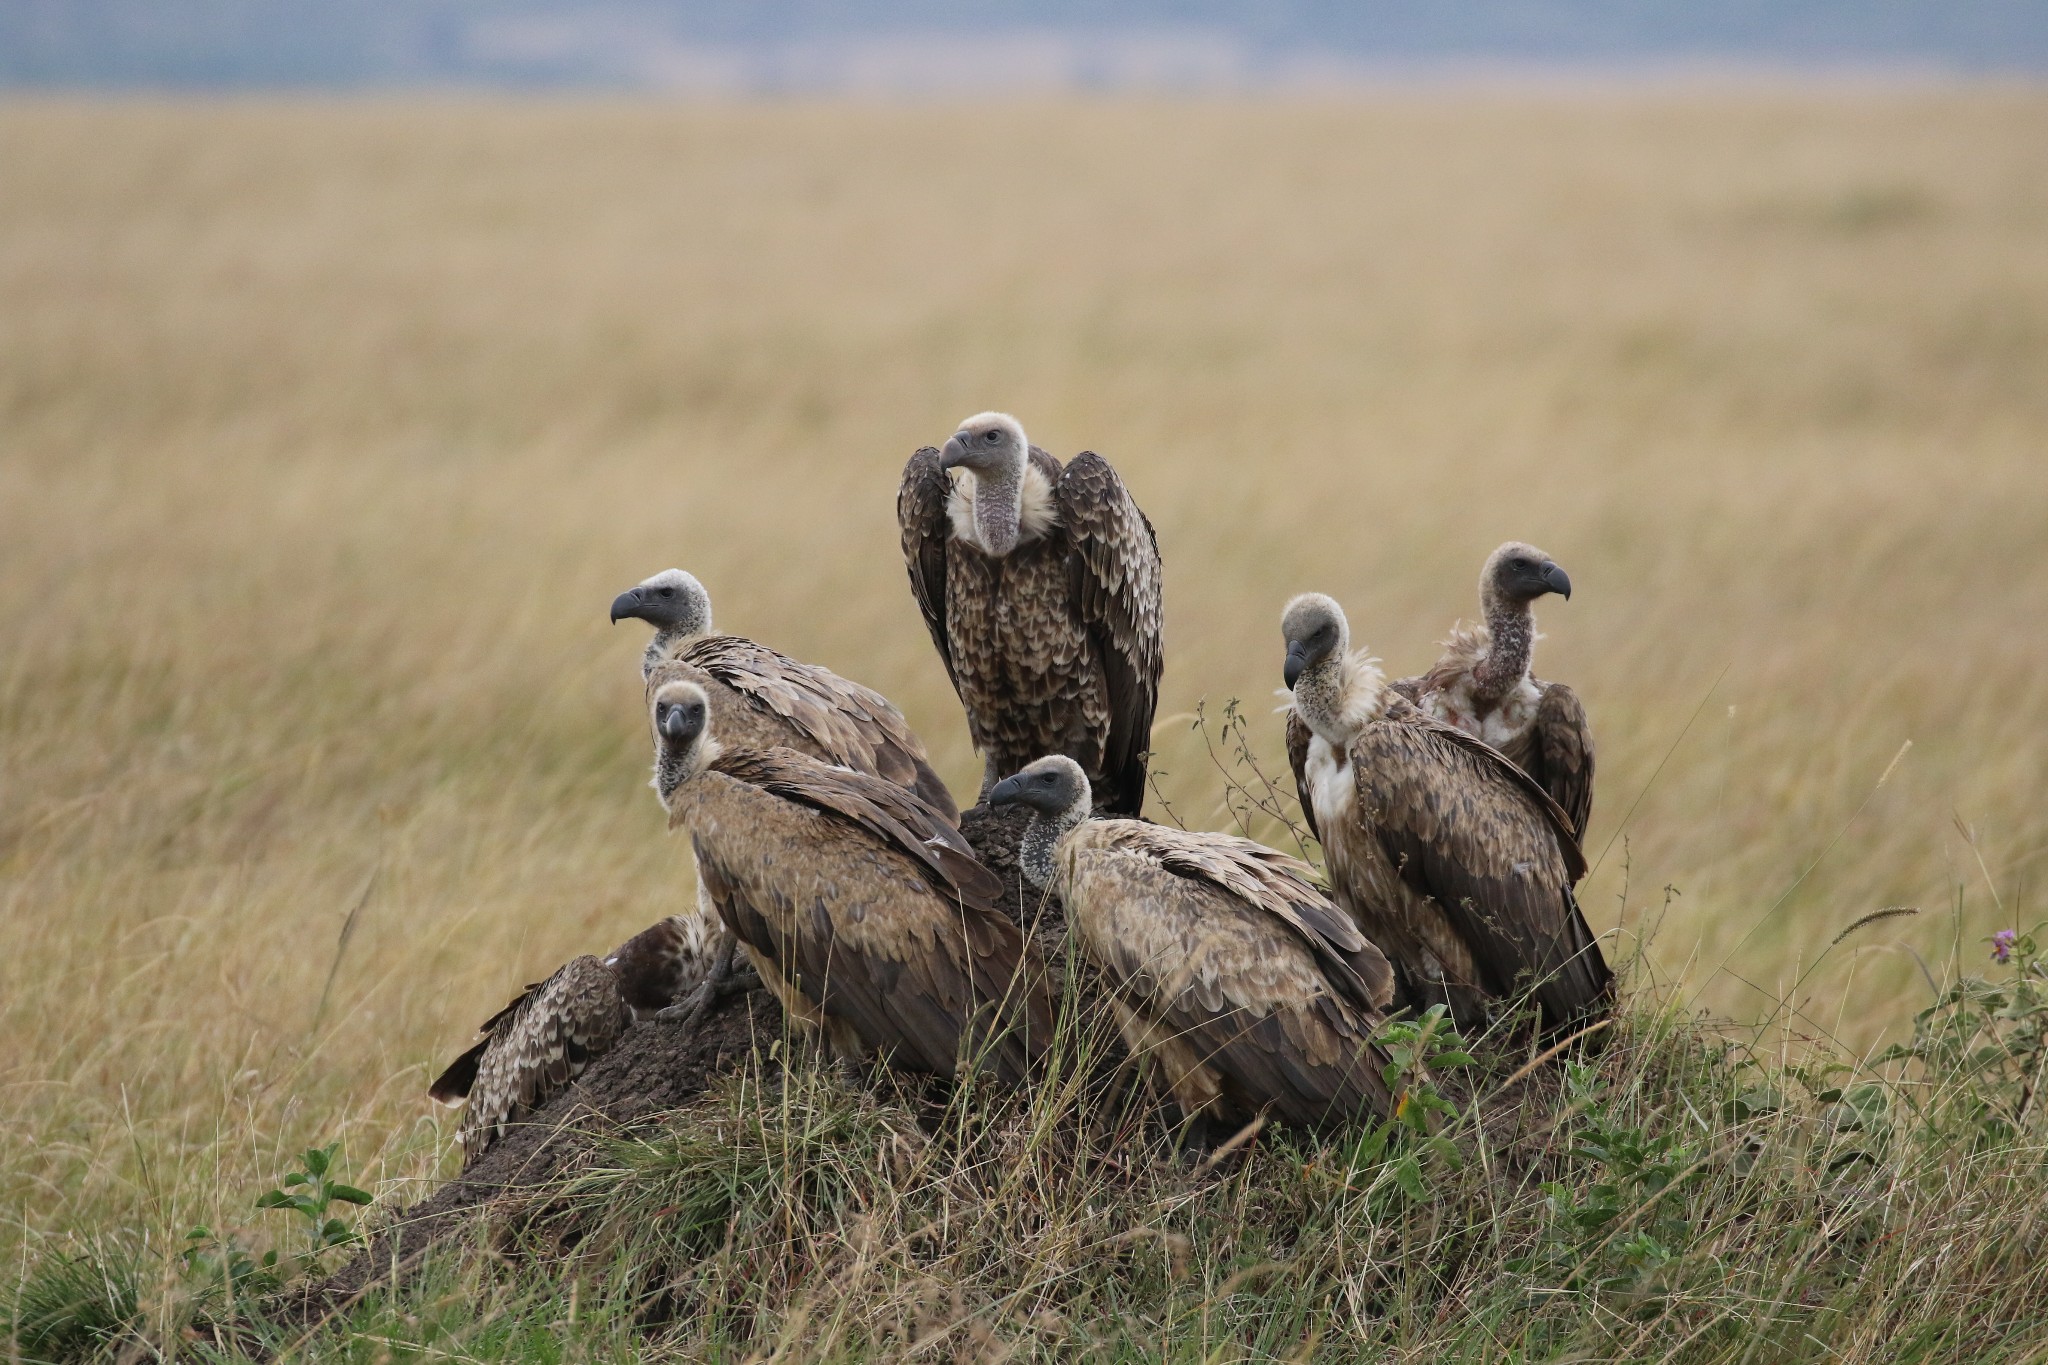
[651,680,1056,1084]
[1282,594,1611,1035]
[1390,541,1594,839]
[613,568,958,823]
[988,754,1398,1134]
[428,917,697,1162]
[899,413,1163,815]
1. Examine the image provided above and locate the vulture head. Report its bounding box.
[1481,542,1571,611]
[611,569,713,637]
[650,679,717,806]
[988,754,1092,823]
[988,755,1094,887]
[941,411,1030,482]
[1280,593,1350,690]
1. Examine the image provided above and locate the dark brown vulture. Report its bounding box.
[1282,593,1611,1035]
[898,412,1163,815]
[428,916,699,1162]
[651,679,1055,1084]
[988,754,1398,1133]
[1389,541,1594,840]
[612,568,958,825]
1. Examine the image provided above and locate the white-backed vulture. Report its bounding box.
[651,680,1055,1083]
[1390,542,1594,839]
[898,413,1163,815]
[428,916,697,1161]
[612,568,958,824]
[987,755,1398,1132]
[1282,594,1611,1035]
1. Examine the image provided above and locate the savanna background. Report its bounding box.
[4,73,2048,1361]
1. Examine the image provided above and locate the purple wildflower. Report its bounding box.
[1991,929,2018,965]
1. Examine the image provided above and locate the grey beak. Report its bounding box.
[1541,562,1572,600]
[610,588,644,623]
[660,707,696,742]
[1283,642,1309,690]
[939,435,972,469]
[986,773,1025,807]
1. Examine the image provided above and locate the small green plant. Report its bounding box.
[0,1239,143,1365]
[179,1224,279,1299]
[1328,1005,1473,1205]
[1516,1059,1706,1297]
[1881,924,2048,1144]
[254,1142,373,1261]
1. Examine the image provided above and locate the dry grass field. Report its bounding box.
[4,90,2048,1356]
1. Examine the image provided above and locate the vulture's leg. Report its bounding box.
[657,934,746,1032]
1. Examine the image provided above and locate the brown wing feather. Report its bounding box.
[1065,842,1395,1128]
[1052,453,1164,817]
[703,748,999,911]
[1529,681,1594,843]
[1091,821,1395,1012]
[452,956,633,1160]
[898,445,959,692]
[1285,707,1321,845]
[675,634,958,826]
[429,977,546,1103]
[1351,710,1610,1028]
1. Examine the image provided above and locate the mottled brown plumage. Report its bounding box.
[991,756,1398,1131]
[652,680,1055,1083]
[899,413,1163,815]
[429,916,698,1162]
[1284,594,1610,1035]
[1390,543,1594,838]
[614,568,958,824]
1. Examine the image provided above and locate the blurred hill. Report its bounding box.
[6,0,2047,90]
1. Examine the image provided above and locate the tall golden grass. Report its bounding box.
[3,90,2045,1265]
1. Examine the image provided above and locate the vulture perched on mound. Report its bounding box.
[899,412,1163,815]
[989,755,1398,1134]
[651,680,1055,1083]
[1390,542,1594,839]
[613,568,958,824]
[428,916,698,1161]
[1282,594,1611,1035]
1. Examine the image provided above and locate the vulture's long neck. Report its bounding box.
[1471,594,1534,705]
[970,465,1026,558]
[1020,804,1088,890]
[654,743,696,808]
[1295,650,1386,748]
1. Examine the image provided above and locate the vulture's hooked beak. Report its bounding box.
[1541,562,1573,600]
[610,587,646,624]
[1283,642,1310,690]
[986,773,1025,808]
[939,435,972,470]
[659,706,698,743]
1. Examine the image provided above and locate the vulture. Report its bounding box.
[651,679,1056,1083]
[1391,542,1594,839]
[1281,593,1611,1035]
[988,754,1398,1134]
[429,916,699,1161]
[612,568,958,824]
[898,412,1163,815]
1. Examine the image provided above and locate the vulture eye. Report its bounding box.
[984,430,1001,444]
[657,587,675,597]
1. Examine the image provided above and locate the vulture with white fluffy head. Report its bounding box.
[989,754,1398,1133]
[1391,542,1594,840]
[651,680,1055,1083]
[1282,593,1611,1035]
[899,413,1163,814]
[613,568,958,824]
